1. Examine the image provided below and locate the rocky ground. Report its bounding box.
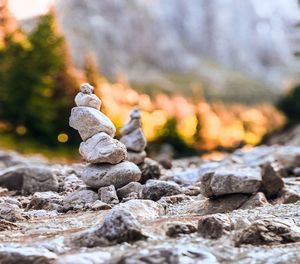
[0,144,300,263]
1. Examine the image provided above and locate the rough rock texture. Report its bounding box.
[28,192,63,211]
[127,150,146,165]
[235,219,300,246]
[117,182,143,199]
[139,158,161,183]
[75,92,101,110]
[0,247,57,264]
[260,162,284,198]
[120,128,147,152]
[98,185,119,205]
[201,166,262,198]
[166,223,197,237]
[198,213,233,239]
[69,106,116,140]
[142,180,181,201]
[0,165,59,195]
[0,202,24,222]
[240,192,269,209]
[81,161,141,189]
[79,132,127,164]
[75,208,147,247]
[63,189,98,211]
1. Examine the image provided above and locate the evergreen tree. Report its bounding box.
[0,11,80,146]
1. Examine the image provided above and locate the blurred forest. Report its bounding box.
[0,1,299,159]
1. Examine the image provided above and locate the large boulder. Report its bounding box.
[201,165,262,198]
[0,165,59,195]
[81,161,141,189]
[79,132,127,164]
[69,106,116,140]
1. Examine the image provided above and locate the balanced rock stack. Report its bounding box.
[69,83,141,189]
[120,108,147,165]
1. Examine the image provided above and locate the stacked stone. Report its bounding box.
[69,83,141,189]
[120,108,147,165]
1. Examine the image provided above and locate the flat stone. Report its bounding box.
[0,246,57,264]
[120,128,147,152]
[81,161,141,189]
[127,150,146,165]
[69,107,116,140]
[198,214,233,239]
[63,189,98,211]
[79,132,127,164]
[138,158,161,184]
[142,180,181,201]
[201,165,262,198]
[0,165,59,195]
[74,208,147,247]
[75,92,101,110]
[260,162,284,198]
[117,182,143,199]
[98,185,119,204]
[234,218,300,246]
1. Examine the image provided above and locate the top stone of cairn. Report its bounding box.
[80,83,94,94]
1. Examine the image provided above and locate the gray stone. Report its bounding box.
[120,118,141,136]
[201,165,262,198]
[98,185,119,204]
[63,189,98,211]
[198,213,233,239]
[120,128,147,152]
[75,92,101,110]
[142,180,181,201]
[260,162,284,198]
[127,150,146,165]
[240,192,269,209]
[0,202,24,222]
[74,208,147,247]
[116,199,164,221]
[0,165,59,195]
[80,83,94,94]
[139,158,161,184]
[79,132,127,164]
[27,192,63,211]
[91,200,112,211]
[0,247,57,264]
[234,218,300,246]
[69,106,116,140]
[166,223,197,237]
[81,161,141,189]
[57,251,111,264]
[117,182,143,199]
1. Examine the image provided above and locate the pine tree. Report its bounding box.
[0,11,80,146]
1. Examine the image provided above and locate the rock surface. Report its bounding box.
[81,161,141,189]
[0,165,59,195]
[79,132,127,164]
[138,158,161,183]
[201,166,262,197]
[98,185,119,204]
[142,180,181,201]
[69,106,116,140]
[120,128,147,152]
[75,92,101,110]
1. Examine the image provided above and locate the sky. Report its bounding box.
[8,0,54,20]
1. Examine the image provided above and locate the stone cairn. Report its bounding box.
[69,83,141,189]
[120,108,147,165]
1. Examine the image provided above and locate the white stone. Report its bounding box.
[75,92,101,110]
[69,107,116,140]
[79,132,127,164]
[81,161,141,189]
